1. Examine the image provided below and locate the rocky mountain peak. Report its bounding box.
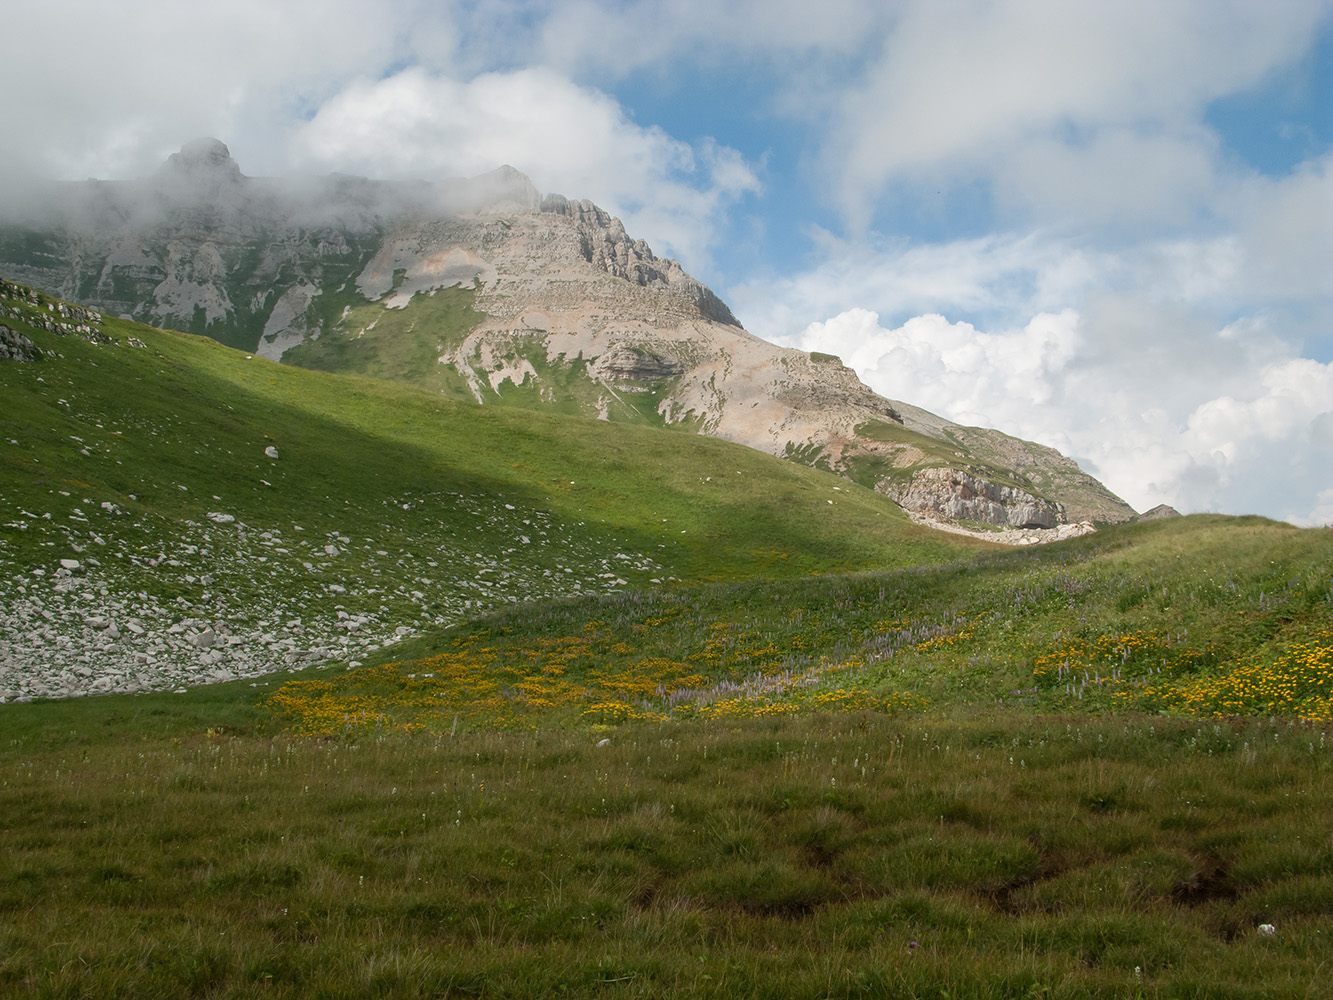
[153,138,247,210]
[540,192,740,327]
[161,138,244,181]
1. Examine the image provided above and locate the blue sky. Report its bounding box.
[3,0,1331,523]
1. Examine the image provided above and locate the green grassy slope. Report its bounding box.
[5,281,1333,998]
[0,281,979,698]
[281,284,487,402]
[0,288,973,581]
[284,284,701,428]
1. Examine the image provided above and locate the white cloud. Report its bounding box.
[826,0,1329,228]
[0,0,425,182]
[1236,153,1333,302]
[533,0,881,78]
[289,67,759,267]
[791,309,1078,427]
[1304,489,1333,528]
[731,230,1110,341]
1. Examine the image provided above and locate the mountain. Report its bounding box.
[0,140,1136,531]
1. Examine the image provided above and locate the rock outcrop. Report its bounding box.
[0,323,39,361]
[588,345,687,381]
[878,467,1066,529]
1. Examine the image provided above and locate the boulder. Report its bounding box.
[186,628,216,648]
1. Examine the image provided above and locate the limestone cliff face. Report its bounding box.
[0,141,1137,530]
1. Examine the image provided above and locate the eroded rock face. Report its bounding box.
[587,345,686,381]
[878,467,1067,529]
[541,194,739,327]
[0,323,39,361]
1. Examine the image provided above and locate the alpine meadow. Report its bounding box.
[2,152,1333,999]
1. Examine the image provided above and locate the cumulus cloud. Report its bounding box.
[290,67,759,266]
[791,309,1079,427]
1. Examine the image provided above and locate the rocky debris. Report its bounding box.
[904,511,1097,546]
[1,279,107,346]
[0,488,672,703]
[1138,504,1182,521]
[186,627,216,648]
[879,467,1066,529]
[0,277,40,306]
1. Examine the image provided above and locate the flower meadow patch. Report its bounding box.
[262,619,922,735]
